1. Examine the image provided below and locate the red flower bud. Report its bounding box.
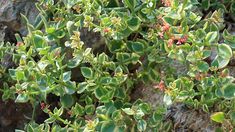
[103,27,111,33]
[161,0,171,7]
[158,32,164,39]
[16,42,24,47]
[177,35,188,45]
[167,38,174,47]
[162,23,170,32]
[67,110,72,116]
[154,80,166,91]
[40,102,46,110]
[54,50,61,58]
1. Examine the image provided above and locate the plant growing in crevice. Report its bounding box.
[0,0,235,131]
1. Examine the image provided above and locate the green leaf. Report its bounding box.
[85,105,95,115]
[64,81,76,94]
[98,53,108,63]
[33,34,46,49]
[137,119,147,131]
[100,77,112,85]
[63,0,78,9]
[46,27,56,34]
[15,93,29,103]
[131,53,140,64]
[196,29,206,40]
[167,11,181,20]
[45,117,56,123]
[139,103,151,114]
[54,107,64,116]
[230,111,235,122]
[211,56,230,69]
[72,103,84,116]
[116,53,131,63]
[127,16,141,31]
[85,96,93,105]
[9,69,16,79]
[62,71,71,82]
[211,112,225,123]
[67,56,82,68]
[211,44,232,69]
[100,91,114,103]
[38,61,50,70]
[131,41,145,53]
[135,109,145,119]
[202,50,211,59]
[112,110,122,120]
[114,88,126,99]
[109,40,124,52]
[60,94,74,108]
[95,87,109,100]
[163,17,175,25]
[218,44,232,59]
[26,124,34,132]
[122,108,135,115]
[153,112,163,122]
[197,61,209,72]
[222,29,235,48]
[123,0,136,11]
[101,121,120,132]
[222,83,235,99]
[168,49,185,62]
[77,82,87,94]
[15,130,25,132]
[66,21,75,35]
[16,70,25,81]
[163,95,172,106]
[205,32,218,43]
[117,27,132,39]
[201,0,210,10]
[81,67,93,79]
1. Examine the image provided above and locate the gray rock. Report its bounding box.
[0,0,39,71]
[165,104,218,132]
[0,24,6,42]
[0,0,38,37]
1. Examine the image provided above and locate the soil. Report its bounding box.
[0,98,32,132]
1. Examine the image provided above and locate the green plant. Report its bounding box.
[0,0,235,131]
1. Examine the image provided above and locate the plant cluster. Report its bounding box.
[0,0,235,131]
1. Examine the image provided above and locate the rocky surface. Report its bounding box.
[0,0,39,37]
[0,0,39,84]
[0,1,38,131]
[0,98,32,131]
[131,83,220,131]
[0,24,6,42]
[131,83,165,108]
[165,104,218,132]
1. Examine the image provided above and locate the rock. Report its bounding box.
[0,1,37,130]
[131,83,165,108]
[132,83,220,131]
[0,0,39,71]
[165,104,218,132]
[80,28,106,53]
[0,0,38,38]
[0,24,6,42]
[0,99,32,131]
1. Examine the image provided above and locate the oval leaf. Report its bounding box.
[222,83,235,99]
[218,44,232,59]
[81,67,93,79]
[211,112,225,123]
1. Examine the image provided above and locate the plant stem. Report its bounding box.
[31,101,38,121]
